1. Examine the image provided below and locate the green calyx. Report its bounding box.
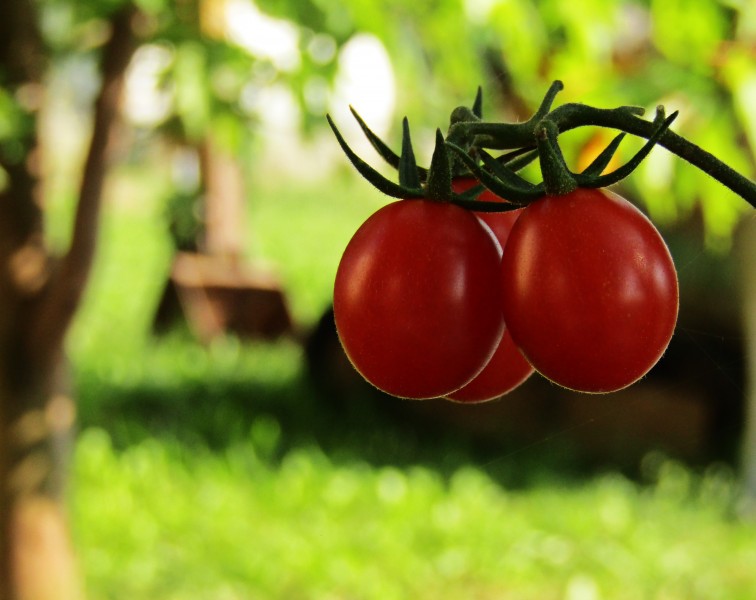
[327,88,502,205]
[532,104,678,196]
[327,80,756,210]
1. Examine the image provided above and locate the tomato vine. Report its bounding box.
[327,80,756,211]
[327,81,755,399]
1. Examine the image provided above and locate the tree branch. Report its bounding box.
[28,7,138,366]
[0,0,47,594]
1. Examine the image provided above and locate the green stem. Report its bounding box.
[457,101,756,208]
[536,120,577,196]
[551,105,756,208]
[447,81,566,151]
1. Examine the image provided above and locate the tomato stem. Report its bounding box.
[330,81,756,211]
[451,83,756,209]
[536,120,577,196]
[548,102,755,206]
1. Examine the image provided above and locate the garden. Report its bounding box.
[2,0,756,598]
[63,171,756,598]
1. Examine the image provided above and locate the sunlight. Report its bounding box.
[124,43,173,127]
[331,33,396,150]
[333,33,395,127]
[225,0,300,72]
[463,0,500,23]
[223,1,396,173]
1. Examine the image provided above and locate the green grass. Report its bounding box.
[64,171,756,599]
[72,430,756,599]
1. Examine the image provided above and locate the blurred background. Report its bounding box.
[12,0,756,596]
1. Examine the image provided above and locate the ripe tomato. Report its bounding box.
[333,198,504,399]
[446,178,534,402]
[445,329,534,402]
[500,188,678,393]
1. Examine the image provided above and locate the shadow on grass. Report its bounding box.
[73,291,745,490]
[73,349,588,490]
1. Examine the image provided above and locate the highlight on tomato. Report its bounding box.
[333,198,505,399]
[499,187,679,393]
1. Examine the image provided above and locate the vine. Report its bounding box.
[327,80,756,211]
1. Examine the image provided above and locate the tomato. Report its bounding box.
[500,188,678,393]
[333,199,505,399]
[445,329,534,402]
[446,178,534,402]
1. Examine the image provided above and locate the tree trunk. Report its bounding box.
[0,4,136,598]
[197,0,246,262]
[198,136,246,259]
[739,215,756,512]
[0,361,82,600]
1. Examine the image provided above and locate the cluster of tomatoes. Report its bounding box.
[333,178,679,402]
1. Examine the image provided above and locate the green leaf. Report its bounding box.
[498,147,539,173]
[446,142,541,204]
[174,42,211,142]
[349,106,400,169]
[580,132,626,177]
[398,117,421,189]
[472,86,483,119]
[327,114,423,199]
[576,110,679,189]
[425,129,452,201]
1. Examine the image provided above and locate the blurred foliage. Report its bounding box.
[57,67,753,597]
[3,2,749,594]
[13,0,752,247]
[260,0,756,247]
[42,95,746,591]
[164,189,203,251]
[72,426,756,599]
[37,0,346,154]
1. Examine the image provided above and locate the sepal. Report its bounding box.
[326,114,424,199]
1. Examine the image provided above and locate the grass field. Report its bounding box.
[64,169,756,599]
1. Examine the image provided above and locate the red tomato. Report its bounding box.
[500,188,678,393]
[445,329,534,402]
[334,199,504,399]
[446,178,534,402]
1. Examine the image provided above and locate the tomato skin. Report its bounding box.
[446,177,534,402]
[500,188,679,393]
[445,328,534,402]
[333,199,504,399]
